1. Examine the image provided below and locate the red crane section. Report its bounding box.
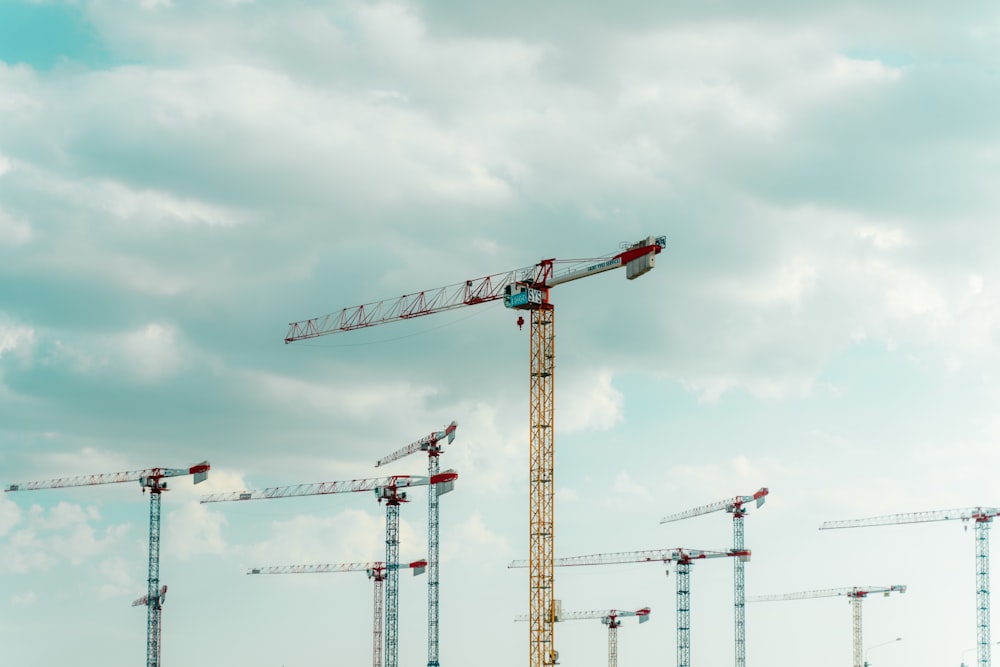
[283,240,664,343]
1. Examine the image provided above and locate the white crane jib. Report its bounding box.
[285,235,665,667]
[375,421,457,667]
[660,487,769,524]
[821,507,998,667]
[202,470,457,667]
[660,487,768,667]
[514,607,651,667]
[510,548,748,667]
[6,461,209,667]
[749,585,906,667]
[248,559,428,667]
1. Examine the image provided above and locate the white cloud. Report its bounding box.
[561,370,624,433]
[829,55,903,85]
[855,226,909,250]
[254,370,440,422]
[0,501,130,574]
[96,556,135,598]
[239,508,426,566]
[0,496,23,536]
[117,322,186,382]
[164,501,227,560]
[0,208,32,245]
[0,321,35,360]
[10,591,37,606]
[665,456,786,504]
[446,512,511,566]
[611,471,649,499]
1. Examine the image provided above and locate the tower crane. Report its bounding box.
[514,607,651,667]
[375,421,457,667]
[821,507,1000,667]
[248,559,427,667]
[660,487,768,667]
[285,235,665,667]
[132,585,168,666]
[748,585,906,667]
[6,461,210,667]
[201,471,458,667]
[510,547,750,667]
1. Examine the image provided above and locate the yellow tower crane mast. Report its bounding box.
[285,235,666,667]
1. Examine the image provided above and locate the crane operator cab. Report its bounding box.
[504,281,548,310]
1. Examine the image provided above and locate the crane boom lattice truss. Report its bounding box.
[202,470,458,667]
[510,547,748,667]
[748,585,906,667]
[514,607,651,667]
[661,487,768,667]
[821,507,1000,667]
[248,559,428,667]
[376,421,458,667]
[285,235,665,667]
[6,462,209,667]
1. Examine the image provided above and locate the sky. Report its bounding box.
[1,1,999,666]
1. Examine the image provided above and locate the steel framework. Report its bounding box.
[821,507,1000,667]
[248,560,427,667]
[203,470,457,667]
[6,462,209,667]
[749,585,906,667]
[515,607,651,667]
[376,421,458,667]
[661,487,768,667]
[510,546,747,667]
[285,236,664,667]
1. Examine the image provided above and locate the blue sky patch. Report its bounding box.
[0,2,108,69]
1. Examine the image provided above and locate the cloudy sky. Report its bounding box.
[2,1,999,666]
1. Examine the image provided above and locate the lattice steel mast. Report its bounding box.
[749,585,906,667]
[285,235,664,667]
[203,470,457,667]
[248,560,427,667]
[661,487,768,667]
[822,507,999,667]
[376,421,458,667]
[514,607,651,667]
[510,546,748,667]
[6,462,210,667]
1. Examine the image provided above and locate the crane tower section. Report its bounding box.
[6,462,209,667]
[285,235,665,667]
[821,507,999,667]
